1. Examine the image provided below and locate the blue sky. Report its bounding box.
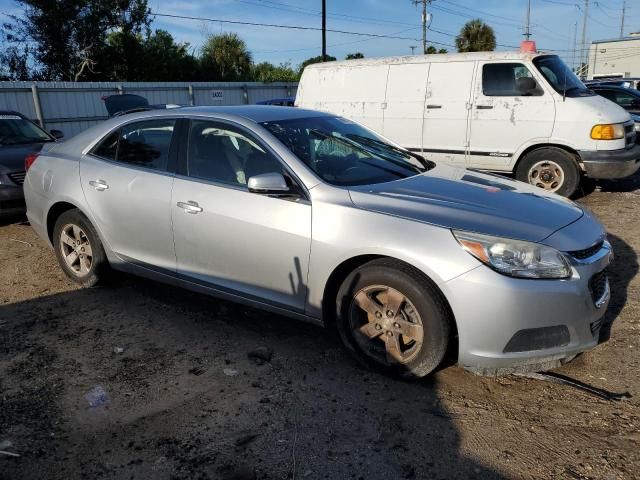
[1,0,638,69]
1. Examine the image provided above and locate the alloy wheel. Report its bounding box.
[59,223,93,276]
[348,285,424,365]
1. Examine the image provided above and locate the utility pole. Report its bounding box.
[620,0,626,38]
[524,0,531,40]
[410,46,417,55]
[413,0,430,54]
[322,0,327,61]
[580,0,589,77]
[571,21,578,72]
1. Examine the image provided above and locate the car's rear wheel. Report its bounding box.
[515,147,580,197]
[335,259,451,378]
[53,209,109,287]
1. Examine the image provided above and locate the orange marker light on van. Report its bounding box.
[591,123,625,140]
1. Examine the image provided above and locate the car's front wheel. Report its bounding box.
[335,259,451,378]
[53,209,109,287]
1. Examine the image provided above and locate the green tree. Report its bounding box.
[426,46,448,54]
[345,52,364,60]
[252,62,298,82]
[298,54,336,75]
[455,19,496,52]
[200,32,252,81]
[1,0,150,80]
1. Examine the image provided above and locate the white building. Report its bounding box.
[587,34,640,79]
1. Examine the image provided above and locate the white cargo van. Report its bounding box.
[296,52,640,196]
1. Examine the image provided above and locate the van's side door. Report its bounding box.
[420,60,476,165]
[382,63,430,150]
[467,62,555,170]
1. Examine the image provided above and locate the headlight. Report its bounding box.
[452,230,571,279]
[590,123,625,140]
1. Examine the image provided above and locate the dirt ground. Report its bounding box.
[1,173,639,480]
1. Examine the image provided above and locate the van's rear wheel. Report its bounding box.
[516,147,580,197]
[335,259,451,378]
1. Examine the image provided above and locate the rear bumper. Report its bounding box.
[0,183,25,216]
[579,144,640,179]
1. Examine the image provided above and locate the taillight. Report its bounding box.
[25,152,39,171]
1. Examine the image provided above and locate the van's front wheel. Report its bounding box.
[516,147,580,197]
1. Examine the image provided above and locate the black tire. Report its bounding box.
[52,209,109,287]
[515,147,580,197]
[335,259,451,379]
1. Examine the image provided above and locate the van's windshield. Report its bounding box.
[261,116,433,186]
[533,55,594,97]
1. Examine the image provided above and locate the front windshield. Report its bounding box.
[261,116,432,186]
[533,55,594,97]
[0,115,52,146]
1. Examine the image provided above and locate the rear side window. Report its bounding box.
[482,63,543,96]
[91,119,176,171]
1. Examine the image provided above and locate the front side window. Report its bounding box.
[91,119,176,171]
[0,115,52,146]
[482,63,542,96]
[261,116,431,186]
[187,120,284,186]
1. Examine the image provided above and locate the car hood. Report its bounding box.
[577,94,632,124]
[0,142,48,173]
[348,163,584,243]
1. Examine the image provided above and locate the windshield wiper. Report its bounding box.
[345,134,433,170]
[310,129,424,174]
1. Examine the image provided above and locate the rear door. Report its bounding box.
[80,118,178,271]
[382,62,430,150]
[421,60,475,165]
[467,62,555,169]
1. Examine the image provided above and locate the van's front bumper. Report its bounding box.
[580,144,640,179]
[443,242,613,375]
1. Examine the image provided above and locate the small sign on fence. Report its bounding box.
[211,90,224,101]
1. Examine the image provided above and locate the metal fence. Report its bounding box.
[0,81,298,137]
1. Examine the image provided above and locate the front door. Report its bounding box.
[171,119,312,312]
[80,118,178,271]
[467,61,555,169]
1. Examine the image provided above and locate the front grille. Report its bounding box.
[625,123,635,146]
[569,240,604,260]
[7,171,26,186]
[589,269,609,306]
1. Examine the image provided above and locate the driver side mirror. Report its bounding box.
[247,172,291,195]
[50,129,64,140]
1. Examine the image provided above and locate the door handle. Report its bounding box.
[426,104,442,109]
[475,105,494,109]
[177,201,203,214]
[89,179,109,191]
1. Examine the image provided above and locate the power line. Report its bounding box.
[150,11,423,42]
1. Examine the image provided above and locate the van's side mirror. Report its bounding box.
[50,129,64,139]
[516,77,537,95]
[247,172,291,195]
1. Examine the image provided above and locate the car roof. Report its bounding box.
[0,110,26,117]
[173,105,332,122]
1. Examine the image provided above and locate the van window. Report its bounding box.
[482,63,542,97]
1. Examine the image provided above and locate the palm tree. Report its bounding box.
[201,33,253,81]
[455,19,496,52]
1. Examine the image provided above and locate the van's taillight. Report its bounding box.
[25,152,39,171]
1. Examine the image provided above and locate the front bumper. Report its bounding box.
[579,144,640,179]
[444,242,612,375]
[0,181,26,217]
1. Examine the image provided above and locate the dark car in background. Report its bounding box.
[0,111,63,217]
[590,85,640,140]
[256,97,295,106]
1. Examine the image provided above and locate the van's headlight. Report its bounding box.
[591,123,625,140]
[452,230,571,279]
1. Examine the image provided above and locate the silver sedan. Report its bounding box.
[24,106,613,377]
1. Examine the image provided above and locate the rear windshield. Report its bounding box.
[0,115,52,146]
[261,116,432,186]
